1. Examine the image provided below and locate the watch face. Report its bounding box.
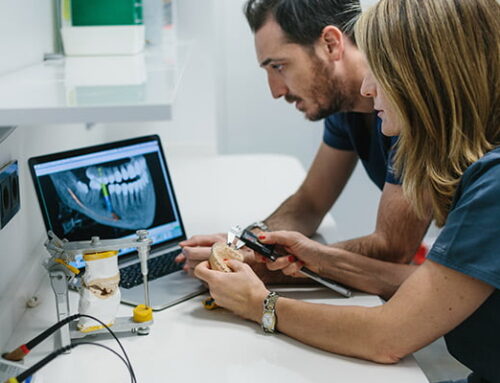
[262,312,275,330]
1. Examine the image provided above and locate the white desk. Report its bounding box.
[5,154,428,383]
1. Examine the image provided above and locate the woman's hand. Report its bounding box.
[257,231,326,276]
[194,260,269,322]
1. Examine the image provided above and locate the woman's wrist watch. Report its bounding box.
[261,291,279,333]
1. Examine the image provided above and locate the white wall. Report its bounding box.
[360,0,380,11]
[0,0,54,75]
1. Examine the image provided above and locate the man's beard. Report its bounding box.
[289,56,354,121]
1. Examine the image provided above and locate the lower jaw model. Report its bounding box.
[51,155,157,231]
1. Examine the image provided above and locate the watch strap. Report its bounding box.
[262,291,279,333]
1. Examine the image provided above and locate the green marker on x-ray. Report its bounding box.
[98,167,119,220]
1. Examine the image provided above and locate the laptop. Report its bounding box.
[28,135,206,311]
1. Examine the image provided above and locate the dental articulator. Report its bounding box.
[45,230,154,345]
[3,230,154,365]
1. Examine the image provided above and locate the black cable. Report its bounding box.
[77,314,137,383]
[15,344,72,382]
[8,313,138,383]
[25,314,80,351]
[71,342,136,383]
[15,342,136,383]
[2,314,80,361]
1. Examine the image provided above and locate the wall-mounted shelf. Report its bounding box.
[0,42,190,125]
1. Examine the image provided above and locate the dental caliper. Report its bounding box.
[228,226,352,297]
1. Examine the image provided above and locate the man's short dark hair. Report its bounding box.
[244,0,361,45]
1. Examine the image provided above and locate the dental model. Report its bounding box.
[203,242,244,310]
[209,242,244,272]
[78,251,121,332]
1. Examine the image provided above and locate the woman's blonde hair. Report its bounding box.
[355,0,500,226]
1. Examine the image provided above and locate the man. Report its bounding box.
[177,0,430,298]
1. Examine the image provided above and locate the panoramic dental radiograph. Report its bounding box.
[50,155,156,233]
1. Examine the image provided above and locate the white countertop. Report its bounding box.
[4,153,428,382]
[0,43,189,125]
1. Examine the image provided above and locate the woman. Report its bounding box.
[195,0,500,381]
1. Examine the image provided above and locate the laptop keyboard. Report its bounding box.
[119,248,183,289]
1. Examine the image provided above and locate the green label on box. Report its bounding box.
[71,0,143,26]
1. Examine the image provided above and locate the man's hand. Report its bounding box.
[176,233,226,274]
[177,233,256,274]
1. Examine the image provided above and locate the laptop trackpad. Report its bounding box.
[120,271,207,311]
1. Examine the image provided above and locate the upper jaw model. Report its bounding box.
[51,155,156,231]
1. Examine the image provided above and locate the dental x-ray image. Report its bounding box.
[38,153,176,241]
[51,155,155,229]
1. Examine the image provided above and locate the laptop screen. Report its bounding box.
[29,135,186,268]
